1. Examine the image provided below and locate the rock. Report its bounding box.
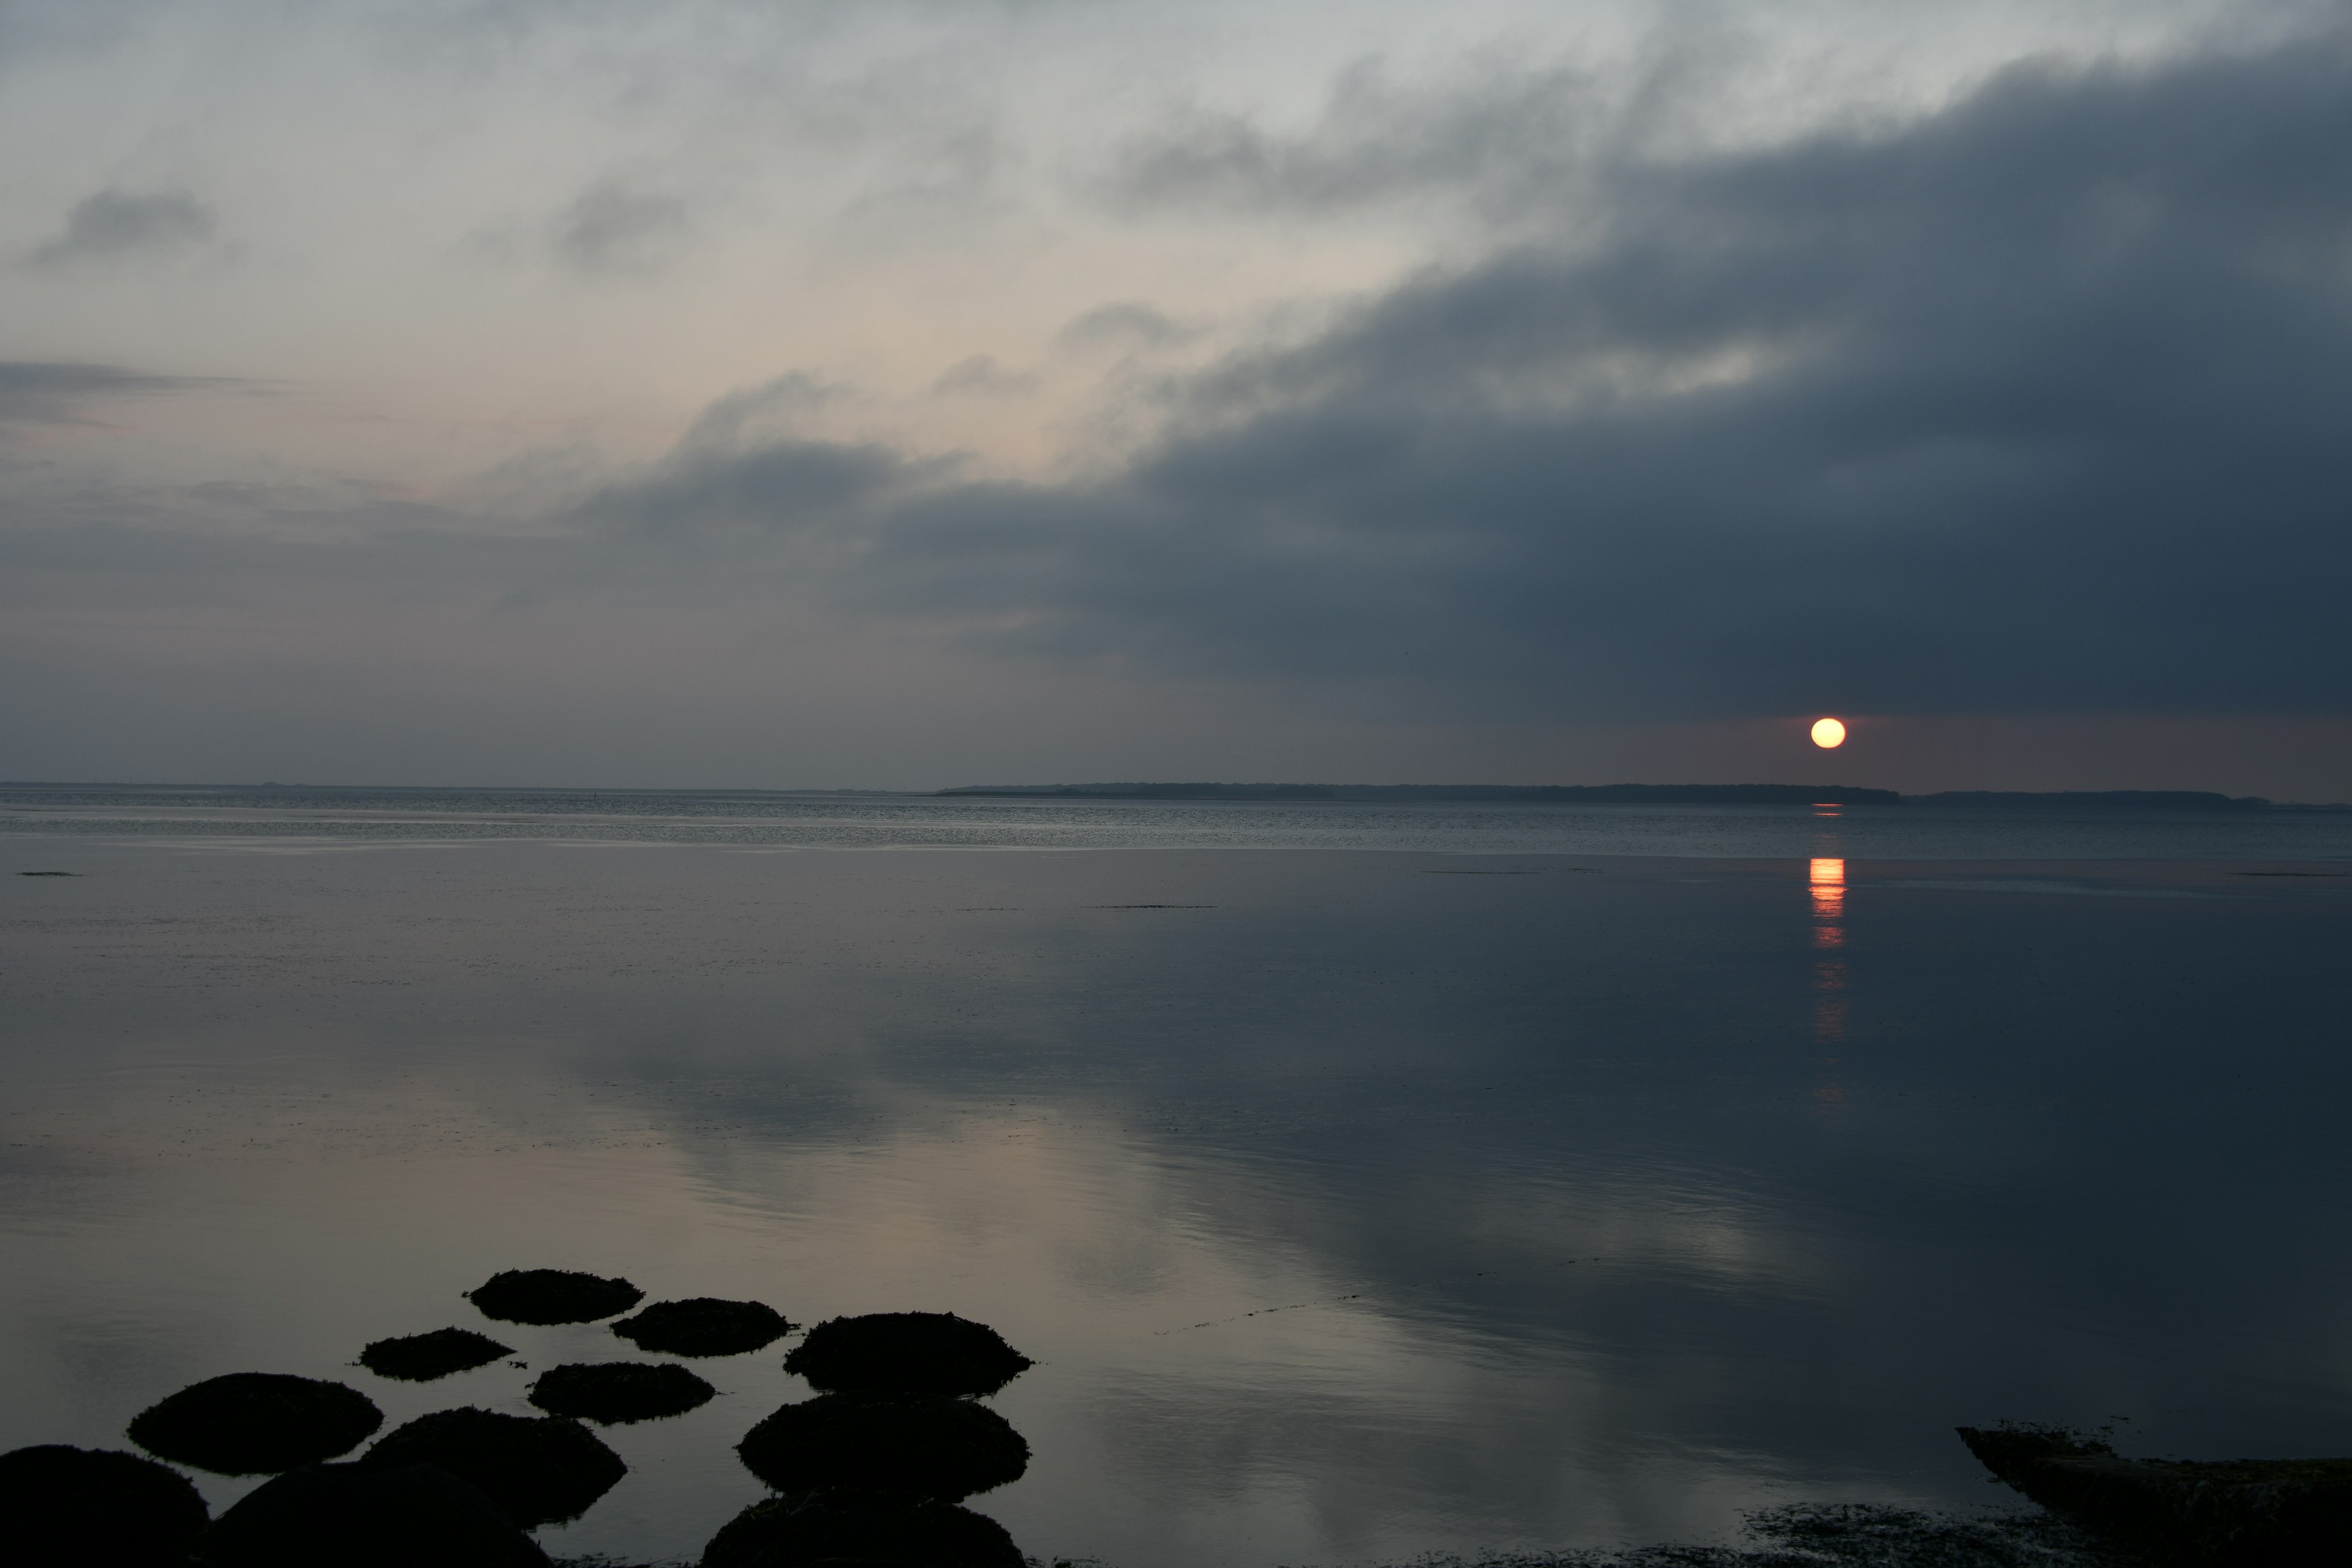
[0,1443,210,1567]
[360,1327,514,1382]
[698,1488,1024,1568]
[190,1460,549,1568]
[784,1313,1032,1398]
[359,1406,625,1527]
[611,1297,794,1357]
[736,1393,1028,1502]
[127,1372,384,1476]
[1959,1423,2352,1566]
[467,1268,644,1325]
[529,1361,717,1424]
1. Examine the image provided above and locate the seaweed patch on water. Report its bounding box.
[1373,1502,2135,1566]
[737,1392,1030,1501]
[611,1297,794,1357]
[127,1372,384,1476]
[530,1362,716,1424]
[468,1269,644,1325]
[194,1459,551,1568]
[360,1327,514,1382]
[700,1487,1026,1568]
[785,1312,1032,1397]
[1,1442,211,1567]
[360,1407,625,1528]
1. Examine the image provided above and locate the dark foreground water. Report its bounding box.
[1,792,2348,1565]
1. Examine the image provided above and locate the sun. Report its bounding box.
[1810,717,1847,749]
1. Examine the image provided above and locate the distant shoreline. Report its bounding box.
[1,780,2343,812]
[937,783,2346,811]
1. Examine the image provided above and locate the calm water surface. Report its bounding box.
[2,790,2348,1565]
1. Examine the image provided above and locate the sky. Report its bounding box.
[2,0,2348,797]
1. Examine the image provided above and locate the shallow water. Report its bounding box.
[2,805,2348,1566]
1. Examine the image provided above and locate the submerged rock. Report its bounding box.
[530,1361,717,1424]
[736,1393,1029,1502]
[127,1372,384,1476]
[190,1460,549,1568]
[698,1487,1025,1568]
[360,1406,625,1527]
[1959,1423,2352,1566]
[0,1443,211,1568]
[783,1313,1032,1397]
[611,1297,795,1357]
[360,1327,514,1382]
[467,1268,644,1325]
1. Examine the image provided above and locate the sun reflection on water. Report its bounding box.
[1809,827,1849,1108]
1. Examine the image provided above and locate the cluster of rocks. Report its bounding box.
[0,1266,1035,1568]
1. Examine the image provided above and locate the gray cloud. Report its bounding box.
[0,361,236,428]
[584,32,2352,722]
[31,188,216,266]
[933,355,1039,396]
[553,181,688,273]
[1057,301,1199,352]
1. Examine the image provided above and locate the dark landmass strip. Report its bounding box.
[943,782,2346,810]
[940,782,1905,805]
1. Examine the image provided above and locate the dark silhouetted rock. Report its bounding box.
[190,1460,549,1568]
[0,1443,210,1567]
[1959,1423,2352,1566]
[360,1406,625,1526]
[530,1361,717,1423]
[737,1393,1028,1502]
[128,1372,384,1476]
[360,1327,514,1382]
[699,1488,1023,1568]
[611,1297,794,1357]
[784,1313,1031,1397]
[467,1268,644,1325]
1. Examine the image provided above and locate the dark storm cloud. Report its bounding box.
[0,361,239,427]
[602,35,2352,720]
[31,188,216,265]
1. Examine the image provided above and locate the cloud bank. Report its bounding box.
[579,34,2352,723]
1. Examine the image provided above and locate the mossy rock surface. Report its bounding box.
[783,1313,1031,1397]
[611,1297,794,1357]
[737,1393,1028,1502]
[190,1460,550,1568]
[360,1407,625,1528]
[530,1362,716,1424]
[360,1327,513,1382]
[1,1443,211,1567]
[467,1268,644,1325]
[1959,1423,2352,1566]
[128,1373,383,1476]
[699,1487,1023,1568]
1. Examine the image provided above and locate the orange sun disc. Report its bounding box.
[1810,717,1847,748]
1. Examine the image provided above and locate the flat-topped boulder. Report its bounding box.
[360,1407,625,1528]
[612,1297,794,1357]
[0,1443,211,1567]
[128,1373,383,1476]
[466,1268,644,1325]
[190,1460,549,1568]
[699,1487,1025,1568]
[529,1362,716,1424]
[1959,1423,2352,1566]
[737,1393,1028,1502]
[783,1313,1031,1397]
[359,1327,513,1382]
